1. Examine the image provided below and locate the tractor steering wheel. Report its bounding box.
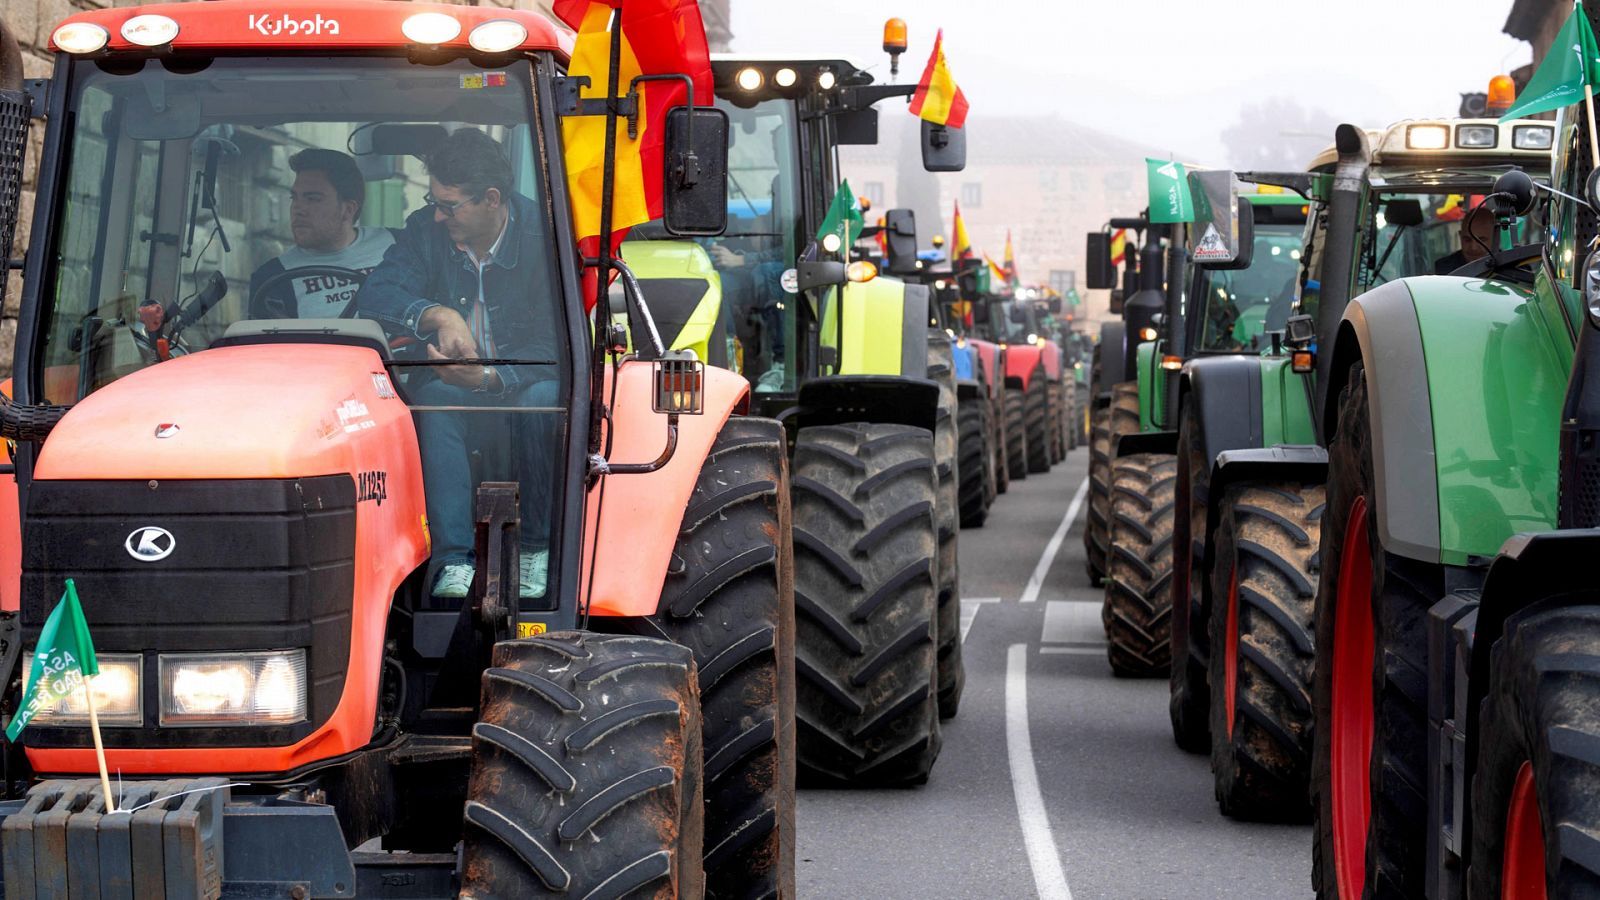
[247,265,369,320]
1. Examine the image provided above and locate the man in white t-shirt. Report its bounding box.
[248,149,395,319]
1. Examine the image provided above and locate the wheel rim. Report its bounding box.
[1224,564,1240,738]
[1502,760,1547,900]
[1331,495,1374,899]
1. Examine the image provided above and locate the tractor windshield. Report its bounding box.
[1195,222,1304,352]
[39,55,570,601]
[1360,189,1533,290]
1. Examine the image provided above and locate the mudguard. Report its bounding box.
[824,277,930,379]
[584,361,750,617]
[791,374,940,435]
[1096,320,1125,400]
[969,339,1001,397]
[1321,276,1567,565]
[1004,343,1044,391]
[1180,356,1265,465]
[953,340,977,382]
[1039,340,1063,383]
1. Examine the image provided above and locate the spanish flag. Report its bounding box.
[555,0,713,305]
[951,200,973,260]
[909,29,969,129]
[984,253,1007,286]
[1003,230,1019,286]
[1110,228,1128,266]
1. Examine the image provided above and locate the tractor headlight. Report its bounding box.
[1513,125,1555,151]
[1406,124,1449,151]
[27,654,142,726]
[159,650,306,726]
[1455,124,1497,149]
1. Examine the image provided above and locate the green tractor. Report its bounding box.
[1170,115,1551,834]
[1279,98,1600,893]
[629,44,973,783]
[1080,183,1304,677]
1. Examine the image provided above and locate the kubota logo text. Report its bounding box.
[248,14,341,37]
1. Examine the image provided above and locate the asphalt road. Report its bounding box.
[796,450,1314,899]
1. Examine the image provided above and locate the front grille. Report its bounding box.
[20,476,356,749]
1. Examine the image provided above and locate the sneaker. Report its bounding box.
[520,550,548,599]
[755,367,785,393]
[432,563,474,599]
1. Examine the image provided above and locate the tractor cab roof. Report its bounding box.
[50,0,571,58]
[1306,118,1554,171]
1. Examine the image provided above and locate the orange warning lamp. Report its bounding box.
[883,18,908,76]
[859,196,872,212]
[932,234,946,249]
[1487,75,1517,116]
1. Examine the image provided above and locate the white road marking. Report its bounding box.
[1039,646,1107,656]
[960,597,1001,643]
[1041,600,1104,646]
[1019,478,1091,604]
[1006,643,1074,900]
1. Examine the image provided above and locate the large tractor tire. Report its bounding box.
[993,385,1011,496]
[1084,382,1140,585]
[1207,481,1323,821]
[927,335,965,719]
[1045,380,1063,464]
[1168,404,1211,754]
[792,423,942,786]
[1005,386,1029,482]
[462,633,704,898]
[598,416,795,897]
[1103,450,1177,677]
[1468,602,1600,897]
[957,392,993,527]
[1311,366,1439,899]
[1025,368,1051,474]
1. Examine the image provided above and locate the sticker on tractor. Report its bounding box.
[1193,223,1232,262]
[461,72,510,90]
[517,621,548,638]
[781,268,799,294]
[372,374,396,400]
[357,470,388,506]
[336,398,374,433]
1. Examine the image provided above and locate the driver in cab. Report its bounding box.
[248,149,394,318]
[358,128,558,603]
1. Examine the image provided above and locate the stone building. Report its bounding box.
[0,0,732,374]
[841,113,1160,325]
[1504,0,1571,91]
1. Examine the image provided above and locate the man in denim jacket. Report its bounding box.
[360,129,559,601]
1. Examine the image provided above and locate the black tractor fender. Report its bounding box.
[1096,320,1126,402]
[1114,430,1177,458]
[1318,281,1442,563]
[790,374,941,439]
[1201,445,1328,589]
[1180,355,1267,468]
[956,377,982,402]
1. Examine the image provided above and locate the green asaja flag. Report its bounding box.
[816,179,865,245]
[1146,158,1195,224]
[7,580,99,741]
[1501,1,1600,120]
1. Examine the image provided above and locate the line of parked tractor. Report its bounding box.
[1076,69,1600,895]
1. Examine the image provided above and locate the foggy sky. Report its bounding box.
[728,0,1530,166]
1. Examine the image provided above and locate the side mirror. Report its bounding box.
[1384,198,1426,228]
[1190,170,1253,270]
[1086,233,1115,289]
[921,120,966,172]
[1109,287,1124,315]
[662,107,730,237]
[836,108,879,145]
[1008,305,1029,324]
[884,208,919,275]
[797,260,847,292]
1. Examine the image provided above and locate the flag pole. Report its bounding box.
[1587,83,1600,169]
[81,676,115,813]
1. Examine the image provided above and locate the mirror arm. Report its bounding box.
[589,414,680,478]
[588,257,666,360]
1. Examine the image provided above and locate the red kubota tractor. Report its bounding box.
[0,1,797,896]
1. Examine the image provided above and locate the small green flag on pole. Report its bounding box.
[8,580,99,742]
[816,179,865,245]
[7,580,116,811]
[1500,1,1600,121]
[1146,158,1195,224]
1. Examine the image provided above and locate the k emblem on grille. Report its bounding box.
[125,526,175,562]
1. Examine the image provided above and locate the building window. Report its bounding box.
[961,182,982,208]
[1049,270,1074,295]
[861,181,885,207]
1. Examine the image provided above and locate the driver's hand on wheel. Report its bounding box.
[709,245,746,268]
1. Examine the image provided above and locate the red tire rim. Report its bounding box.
[1502,760,1547,900]
[1331,495,1375,898]
[1224,564,1240,738]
